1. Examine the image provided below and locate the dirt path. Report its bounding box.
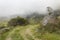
[6,24,40,40]
[20,25,40,40]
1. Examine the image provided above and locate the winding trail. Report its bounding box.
[6,24,40,40]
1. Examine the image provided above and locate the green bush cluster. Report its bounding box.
[8,16,29,26]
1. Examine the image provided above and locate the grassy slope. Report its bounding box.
[0,24,60,40]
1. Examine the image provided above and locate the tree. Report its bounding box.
[8,16,29,26]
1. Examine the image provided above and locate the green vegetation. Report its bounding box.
[8,16,29,26]
[0,24,60,40]
[0,13,60,40]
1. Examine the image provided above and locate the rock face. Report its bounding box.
[42,7,58,26]
[39,7,60,33]
[0,27,10,34]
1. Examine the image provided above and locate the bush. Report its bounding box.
[8,16,29,26]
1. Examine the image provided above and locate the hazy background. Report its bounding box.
[0,0,60,17]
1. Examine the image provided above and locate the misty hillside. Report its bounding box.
[0,7,60,40]
[0,0,60,40]
[0,17,9,22]
[0,13,60,40]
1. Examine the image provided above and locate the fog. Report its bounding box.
[0,0,60,17]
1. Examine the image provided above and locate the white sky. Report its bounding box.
[0,0,60,16]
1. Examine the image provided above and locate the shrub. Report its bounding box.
[8,16,29,26]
